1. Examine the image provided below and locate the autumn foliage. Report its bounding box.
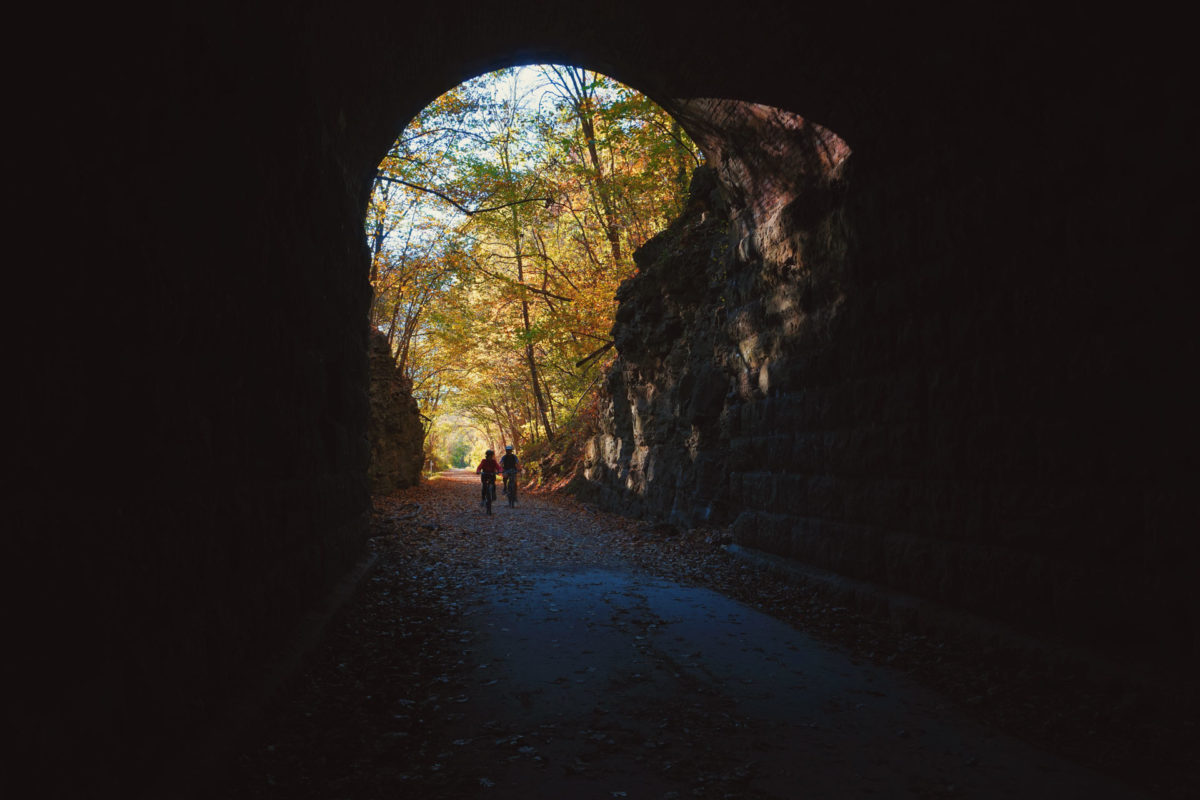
[366,66,700,464]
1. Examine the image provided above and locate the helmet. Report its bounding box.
[505,445,514,451]
[485,449,494,456]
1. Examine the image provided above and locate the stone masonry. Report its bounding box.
[368,329,425,494]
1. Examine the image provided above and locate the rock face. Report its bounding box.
[576,98,1194,670]
[579,101,852,532]
[576,165,737,522]
[368,330,424,493]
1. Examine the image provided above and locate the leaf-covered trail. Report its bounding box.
[220,471,1147,799]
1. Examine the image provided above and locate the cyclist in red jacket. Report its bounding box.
[476,450,501,506]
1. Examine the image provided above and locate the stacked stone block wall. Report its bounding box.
[368,330,426,493]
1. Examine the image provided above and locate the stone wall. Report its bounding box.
[368,330,425,493]
[577,97,1197,667]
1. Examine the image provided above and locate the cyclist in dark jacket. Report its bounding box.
[500,445,520,503]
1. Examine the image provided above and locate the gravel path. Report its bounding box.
[217,471,1190,799]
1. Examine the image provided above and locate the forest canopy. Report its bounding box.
[366,65,701,466]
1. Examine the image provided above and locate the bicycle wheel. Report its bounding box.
[508,478,516,507]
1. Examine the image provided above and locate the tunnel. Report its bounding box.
[8,1,1196,795]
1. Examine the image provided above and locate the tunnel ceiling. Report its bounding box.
[289,2,1062,206]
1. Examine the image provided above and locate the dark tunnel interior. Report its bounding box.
[6,2,1197,795]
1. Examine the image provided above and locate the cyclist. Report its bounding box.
[475,449,501,507]
[500,444,520,504]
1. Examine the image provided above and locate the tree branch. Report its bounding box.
[575,340,614,368]
[376,175,549,217]
[469,257,575,302]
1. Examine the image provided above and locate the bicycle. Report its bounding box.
[481,473,497,515]
[502,469,518,507]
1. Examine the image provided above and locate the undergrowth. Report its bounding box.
[519,394,603,492]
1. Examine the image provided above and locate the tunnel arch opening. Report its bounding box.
[363,60,852,489]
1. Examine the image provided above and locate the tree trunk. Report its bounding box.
[579,112,622,267]
[508,203,555,441]
[368,176,389,323]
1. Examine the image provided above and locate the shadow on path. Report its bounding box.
[221,471,1148,799]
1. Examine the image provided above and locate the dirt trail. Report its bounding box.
[218,471,1164,799]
